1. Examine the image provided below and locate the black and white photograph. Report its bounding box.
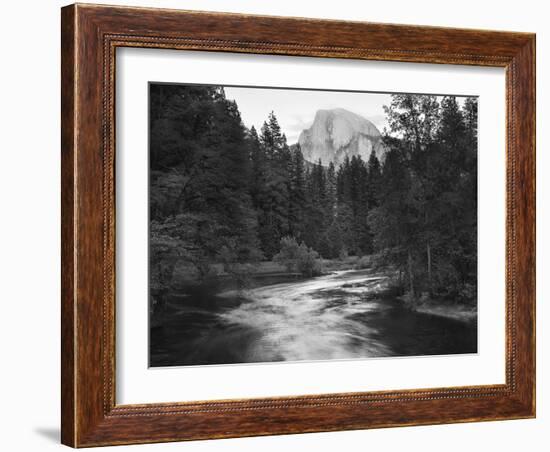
[148,83,478,367]
[1,0,542,449]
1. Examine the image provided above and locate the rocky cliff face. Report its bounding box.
[298,108,386,167]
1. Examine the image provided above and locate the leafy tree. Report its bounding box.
[273,236,322,277]
[149,84,262,291]
[369,94,477,302]
[150,83,478,308]
[273,236,301,272]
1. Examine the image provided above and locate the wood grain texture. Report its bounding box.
[61,3,536,447]
[60,5,76,446]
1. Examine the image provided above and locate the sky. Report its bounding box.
[224,86,393,144]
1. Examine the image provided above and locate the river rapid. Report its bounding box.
[150,269,477,367]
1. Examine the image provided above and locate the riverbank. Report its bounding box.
[160,258,477,327]
[395,291,477,323]
[170,256,373,288]
[413,302,477,323]
[158,257,365,311]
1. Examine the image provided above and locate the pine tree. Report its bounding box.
[369,94,477,301]
[288,145,307,240]
[438,96,467,171]
[325,161,337,223]
[150,85,478,308]
[462,97,478,174]
[463,97,478,140]
[367,150,382,209]
[149,84,262,292]
[303,160,327,253]
[256,112,291,257]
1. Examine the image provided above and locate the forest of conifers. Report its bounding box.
[150,84,478,306]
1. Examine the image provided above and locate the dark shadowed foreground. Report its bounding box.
[150,268,477,367]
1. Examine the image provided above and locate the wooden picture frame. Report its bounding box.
[61,3,535,447]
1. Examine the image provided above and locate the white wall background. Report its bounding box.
[0,1,545,450]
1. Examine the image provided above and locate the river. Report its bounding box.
[150,269,477,367]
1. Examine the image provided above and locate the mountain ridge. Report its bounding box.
[297,108,386,167]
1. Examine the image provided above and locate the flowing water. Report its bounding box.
[150,269,477,367]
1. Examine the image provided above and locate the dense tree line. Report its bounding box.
[150,84,477,304]
[369,95,478,302]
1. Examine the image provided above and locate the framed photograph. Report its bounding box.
[61,3,535,447]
